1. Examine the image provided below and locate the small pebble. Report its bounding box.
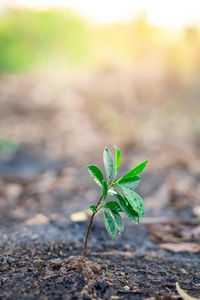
[95,281,107,293]
[1,277,7,283]
[5,256,15,264]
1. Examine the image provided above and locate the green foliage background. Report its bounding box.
[0,9,91,72]
[0,8,200,76]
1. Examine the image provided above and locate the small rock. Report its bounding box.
[123,285,130,291]
[95,281,107,293]
[5,256,15,264]
[180,268,187,274]
[26,214,49,225]
[70,211,88,222]
[1,277,7,284]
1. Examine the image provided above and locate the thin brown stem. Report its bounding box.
[82,195,103,259]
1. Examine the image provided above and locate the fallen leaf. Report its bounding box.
[158,243,200,253]
[176,282,200,300]
[148,220,200,243]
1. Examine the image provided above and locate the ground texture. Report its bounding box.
[0,73,200,299]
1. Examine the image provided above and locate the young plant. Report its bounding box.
[82,146,148,259]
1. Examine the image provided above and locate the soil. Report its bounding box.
[0,220,200,300]
[0,161,200,300]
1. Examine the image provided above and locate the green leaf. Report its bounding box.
[114,146,121,179]
[86,164,104,187]
[118,175,141,190]
[120,187,145,217]
[104,201,123,212]
[89,205,96,213]
[118,160,148,182]
[104,210,117,239]
[110,209,124,233]
[113,191,140,224]
[102,180,108,200]
[103,147,114,182]
[108,188,117,195]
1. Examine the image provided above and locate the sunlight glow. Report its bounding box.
[9,0,200,28]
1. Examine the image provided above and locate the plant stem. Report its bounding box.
[82,194,103,259]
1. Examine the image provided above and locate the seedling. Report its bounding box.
[82,146,148,259]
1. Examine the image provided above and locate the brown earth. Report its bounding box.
[0,70,200,299]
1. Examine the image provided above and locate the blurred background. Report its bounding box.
[0,0,200,223]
